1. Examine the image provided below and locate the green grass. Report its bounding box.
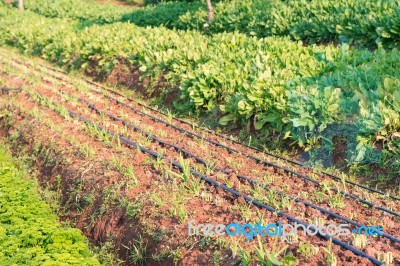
[0,147,101,265]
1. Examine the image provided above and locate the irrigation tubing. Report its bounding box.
[87,88,400,218]
[33,91,383,266]
[31,61,399,201]
[4,56,398,202]
[4,56,394,200]
[80,77,400,201]
[89,83,400,200]
[71,92,400,245]
[5,58,400,216]
[35,63,400,202]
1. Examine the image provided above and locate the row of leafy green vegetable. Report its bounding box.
[19,0,400,48]
[20,0,127,24]
[168,0,400,48]
[0,6,399,174]
[0,146,101,265]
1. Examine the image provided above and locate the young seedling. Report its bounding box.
[266,190,279,208]
[255,236,297,265]
[198,236,212,250]
[129,235,148,266]
[111,155,124,172]
[313,191,326,203]
[340,173,347,193]
[320,181,332,195]
[152,249,169,262]
[211,250,228,265]
[96,238,124,266]
[377,252,393,266]
[215,238,229,249]
[152,155,164,171]
[169,247,183,265]
[200,191,213,202]
[230,237,241,259]
[121,197,144,221]
[166,109,174,123]
[226,157,243,172]
[167,192,188,223]
[280,195,294,211]
[224,177,234,189]
[298,242,319,260]
[238,248,252,266]
[178,154,191,182]
[151,193,166,208]
[313,217,326,227]
[239,202,253,222]
[262,170,276,184]
[255,208,267,225]
[184,176,203,196]
[123,165,138,186]
[351,234,368,250]
[79,142,95,159]
[322,239,337,266]
[252,184,265,202]
[328,190,345,209]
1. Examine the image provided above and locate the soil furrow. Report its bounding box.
[0,52,399,265]
[0,57,400,264]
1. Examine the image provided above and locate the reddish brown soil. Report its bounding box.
[107,60,180,106]
[0,55,399,265]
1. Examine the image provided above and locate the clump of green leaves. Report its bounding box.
[1,3,400,176]
[0,148,100,265]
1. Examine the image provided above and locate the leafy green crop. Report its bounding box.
[19,0,400,48]
[24,0,128,25]
[0,147,101,265]
[121,1,204,29]
[0,6,399,168]
[123,0,400,48]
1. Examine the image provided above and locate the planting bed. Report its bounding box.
[0,48,399,265]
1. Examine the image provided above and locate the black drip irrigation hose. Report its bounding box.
[32,65,400,218]
[11,57,399,202]
[5,59,400,217]
[35,91,383,266]
[98,88,400,200]
[73,93,400,245]
[0,87,22,94]
[82,79,400,201]
[35,63,400,201]
[90,88,400,218]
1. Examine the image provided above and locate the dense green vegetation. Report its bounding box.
[164,0,400,47]
[122,1,204,28]
[1,2,399,176]
[0,147,101,265]
[23,0,127,24]
[1,7,400,164]
[20,0,400,48]
[0,1,398,264]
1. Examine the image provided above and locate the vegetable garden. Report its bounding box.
[0,0,399,265]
